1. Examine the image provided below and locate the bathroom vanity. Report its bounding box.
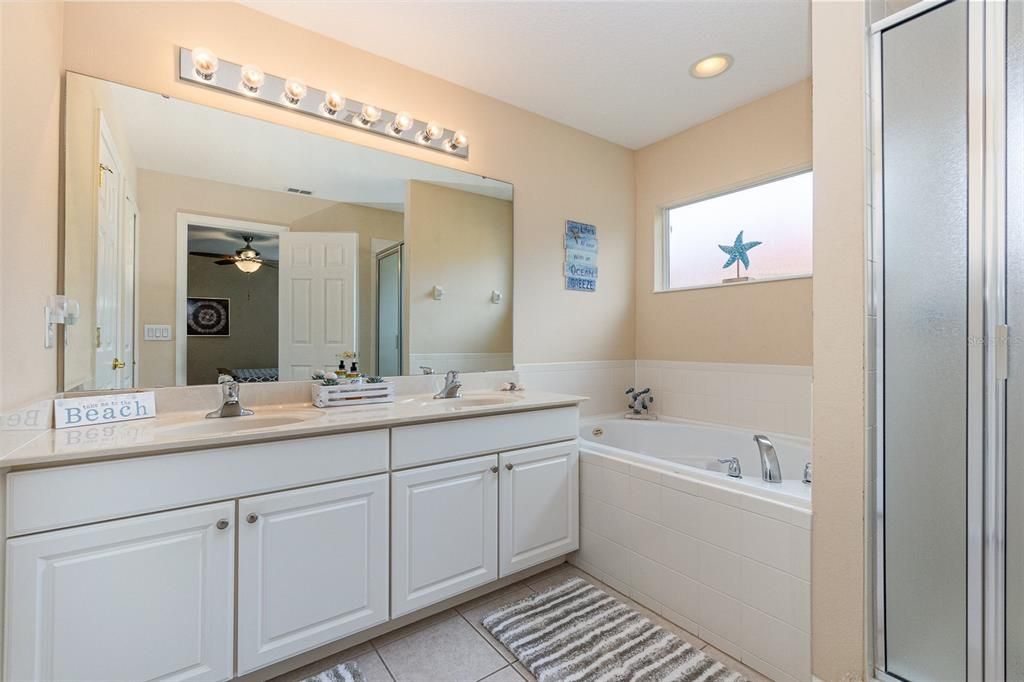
[1,392,582,681]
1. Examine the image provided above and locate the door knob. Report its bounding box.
[216,519,229,530]
[490,465,498,473]
[246,513,259,524]
[112,357,126,370]
[505,463,514,470]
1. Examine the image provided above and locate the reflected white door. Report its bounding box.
[120,199,138,388]
[94,115,122,389]
[278,232,358,380]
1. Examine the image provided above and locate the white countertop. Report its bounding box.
[0,390,586,469]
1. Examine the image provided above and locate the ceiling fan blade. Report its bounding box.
[214,259,238,265]
[262,262,278,269]
[190,251,233,260]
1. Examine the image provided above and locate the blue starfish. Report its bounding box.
[718,231,762,270]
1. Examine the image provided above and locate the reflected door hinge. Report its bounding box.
[996,324,1009,381]
[95,326,102,349]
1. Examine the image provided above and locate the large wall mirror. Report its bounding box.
[61,73,513,391]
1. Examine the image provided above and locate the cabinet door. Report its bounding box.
[5,502,235,682]
[392,454,498,617]
[499,441,579,577]
[237,475,389,674]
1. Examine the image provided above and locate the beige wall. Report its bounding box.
[811,1,868,679]
[290,201,404,375]
[405,181,513,360]
[633,80,813,366]
[61,1,637,375]
[0,1,62,413]
[185,255,278,385]
[63,74,140,391]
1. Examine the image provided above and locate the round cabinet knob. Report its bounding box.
[505,463,514,470]
[216,519,229,530]
[490,465,499,473]
[246,513,259,524]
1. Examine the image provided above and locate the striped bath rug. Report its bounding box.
[482,577,745,682]
[301,660,364,682]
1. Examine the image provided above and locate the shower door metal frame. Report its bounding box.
[869,0,1006,679]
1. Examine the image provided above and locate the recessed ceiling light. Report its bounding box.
[690,53,734,79]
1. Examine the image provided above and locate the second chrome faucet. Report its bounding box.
[753,434,782,483]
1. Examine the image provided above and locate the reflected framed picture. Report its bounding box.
[187,297,230,336]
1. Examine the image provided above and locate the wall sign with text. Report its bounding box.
[54,392,157,429]
[565,220,598,292]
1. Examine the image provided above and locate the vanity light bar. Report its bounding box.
[177,47,470,159]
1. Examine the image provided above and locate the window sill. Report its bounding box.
[653,273,812,294]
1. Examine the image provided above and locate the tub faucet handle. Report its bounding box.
[802,462,812,484]
[717,457,742,478]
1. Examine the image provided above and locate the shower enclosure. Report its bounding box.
[871,0,1023,678]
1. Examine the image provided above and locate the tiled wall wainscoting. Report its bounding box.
[516,361,636,417]
[636,361,812,437]
[573,451,811,682]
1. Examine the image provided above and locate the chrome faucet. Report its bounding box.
[206,375,254,418]
[625,387,656,420]
[753,434,782,483]
[433,370,462,399]
[718,457,742,478]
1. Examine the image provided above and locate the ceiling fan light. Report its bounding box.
[235,259,262,274]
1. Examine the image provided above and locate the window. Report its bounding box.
[661,170,812,290]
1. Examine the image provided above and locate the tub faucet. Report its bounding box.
[625,387,656,420]
[434,370,462,399]
[753,435,782,483]
[718,457,742,478]
[206,375,254,418]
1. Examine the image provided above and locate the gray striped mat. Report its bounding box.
[482,577,745,682]
[301,660,364,682]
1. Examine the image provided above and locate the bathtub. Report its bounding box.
[579,416,811,508]
[574,415,812,681]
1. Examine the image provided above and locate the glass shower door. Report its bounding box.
[879,1,970,678]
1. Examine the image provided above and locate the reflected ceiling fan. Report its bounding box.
[190,235,278,273]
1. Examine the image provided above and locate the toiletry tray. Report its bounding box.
[312,381,395,408]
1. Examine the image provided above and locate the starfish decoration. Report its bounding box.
[718,230,762,270]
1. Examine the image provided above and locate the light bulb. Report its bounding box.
[239,64,265,94]
[283,78,307,105]
[447,130,468,151]
[191,47,219,80]
[689,53,733,79]
[419,121,444,144]
[389,111,413,136]
[322,90,345,116]
[235,259,262,274]
[356,103,382,127]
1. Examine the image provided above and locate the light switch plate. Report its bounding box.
[144,324,172,341]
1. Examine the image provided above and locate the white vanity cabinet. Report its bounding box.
[499,441,579,577]
[391,454,500,617]
[236,475,389,674]
[5,502,236,682]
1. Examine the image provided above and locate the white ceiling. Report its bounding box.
[96,76,512,210]
[241,0,811,149]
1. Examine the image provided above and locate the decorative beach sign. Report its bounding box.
[54,391,157,429]
[718,230,762,283]
[565,220,598,291]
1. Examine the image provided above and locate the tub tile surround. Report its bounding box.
[574,450,812,682]
[636,360,813,438]
[518,360,811,436]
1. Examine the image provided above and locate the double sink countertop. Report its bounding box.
[0,390,586,469]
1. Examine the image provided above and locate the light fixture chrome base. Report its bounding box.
[178,47,469,159]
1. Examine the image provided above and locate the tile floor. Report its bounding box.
[273,563,773,682]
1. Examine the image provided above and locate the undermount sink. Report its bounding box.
[156,414,312,437]
[400,394,523,410]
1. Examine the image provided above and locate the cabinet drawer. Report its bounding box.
[391,406,578,469]
[7,430,389,536]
